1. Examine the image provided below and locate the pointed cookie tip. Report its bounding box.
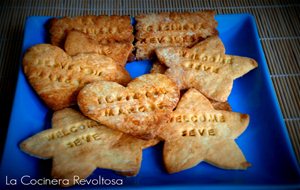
[251,59,258,68]
[241,161,251,169]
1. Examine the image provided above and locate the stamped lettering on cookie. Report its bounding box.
[65,31,133,67]
[23,44,131,110]
[20,108,159,186]
[78,73,180,140]
[135,11,218,59]
[159,89,250,173]
[49,15,134,47]
[155,36,258,102]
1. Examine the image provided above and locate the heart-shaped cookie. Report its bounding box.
[77,73,180,139]
[23,44,131,110]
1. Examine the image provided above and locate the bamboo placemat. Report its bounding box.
[0,0,299,163]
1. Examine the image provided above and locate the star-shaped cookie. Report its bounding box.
[155,36,258,102]
[20,108,158,186]
[159,89,250,173]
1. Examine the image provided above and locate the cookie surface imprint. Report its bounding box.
[23,44,130,110]
[20,108,159,186]
[135,11,218,59]
[155,36,258,102]
[65,31,133,67]
[159,89,250,173]
[49,15,134,47]
[78,73,180,139]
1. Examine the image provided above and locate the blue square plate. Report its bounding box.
[1,14,300,189]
